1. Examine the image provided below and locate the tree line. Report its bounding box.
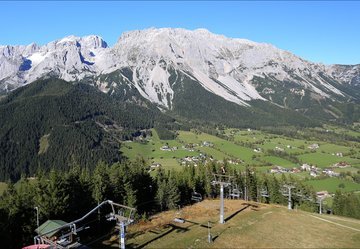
[333,190,360,219]
[0,159,325,248]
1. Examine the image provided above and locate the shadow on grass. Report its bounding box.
[182,219,212,229]
[224,204,250,222]
[212,226,231,242]
[129,224,189,249]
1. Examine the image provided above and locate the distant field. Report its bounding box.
[213,140,256,162]
[334,166,360,174]
[298,152,360,168]
[324,124,360,139]
[305,178,360,193]
[122,128,360,195]
[197,147,228,160]
[318,143,352,154]
[121,129,199,163]
[263,156,295,168]
[151,158,181,171]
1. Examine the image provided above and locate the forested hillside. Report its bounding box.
[169,73,320,128]
[0,78,174,181]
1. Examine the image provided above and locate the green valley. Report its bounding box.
[121,127,360,194]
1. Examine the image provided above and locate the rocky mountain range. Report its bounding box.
[0,28,359,119]
[1,28,359,181]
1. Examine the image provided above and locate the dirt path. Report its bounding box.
[308,214,360,232]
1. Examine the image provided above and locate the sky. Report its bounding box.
[0,1,359,65]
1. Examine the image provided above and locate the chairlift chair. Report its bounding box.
[281,188,289,196]
[295,190,303,197]
[191,192,203,202]
[260,188,269,198]
[229,184,242,199]
[300,195,314,202]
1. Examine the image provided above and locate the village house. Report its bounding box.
[160,145,171,151]
[316,191,330,198]
[291,168,301,173]
[270,166,289,174]
[253,148,262,153]
[335,152,343,157]
[323,168,340,177]
[308,143,319,150]
[274,146,284,152]
[227,159,240,165]
[202,141,213,147]
[300,163,312,171]
[333,161,351,168]
[310,171,318,177]
[150,162,161,168]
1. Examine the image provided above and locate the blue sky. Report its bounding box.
[0,1,359,65]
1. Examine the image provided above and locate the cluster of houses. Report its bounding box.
[273,143,323,153]
[273,145,296,153]
[274,146,285,152]
[333,152,343,157]
[160,141,213,153]
[322,168,340,177]
[300,165,338,178]
[179,153,208,166]
[157,141,350,180]
[300,163,320,177]
[270,166,298,174]
[226,158,243,165]
[148,162,162,172]
[270,162,351,178]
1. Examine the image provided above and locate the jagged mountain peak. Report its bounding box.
[0,34,111,91]
[54,35,108,49]
[111,28,349,107]
[0,28,358,110]
[113,27,311,74]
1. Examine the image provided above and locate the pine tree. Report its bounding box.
[268,175,284,204]
[64,165,93,220]
[166,174,180,209]
[332,189,344,216]
[34,170,69,219]
[92,161,111,204]
[124,182,137,208]
[0,177,37,248]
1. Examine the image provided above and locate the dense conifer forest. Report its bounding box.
[0,78,174,181]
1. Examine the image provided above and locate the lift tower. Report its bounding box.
[212,174,233,224]
[282,184,295,210]
[33,200,135,249]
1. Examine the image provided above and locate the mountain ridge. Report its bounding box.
[0,28,359,122]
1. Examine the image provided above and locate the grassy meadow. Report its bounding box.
[120,127,360,194]
[100,200,360,248]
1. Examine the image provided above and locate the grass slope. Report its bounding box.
[101,200,360,248]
